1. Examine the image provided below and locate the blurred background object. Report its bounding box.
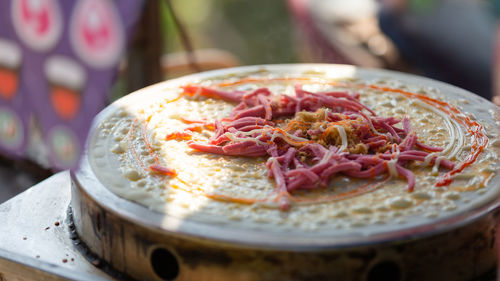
[0,0,145,201]
[288,0,402,69]
[156,0,299,79]
[161,49,240,78]
[377,0,495,100]
[290,0,495,100]
[491,0,500,105]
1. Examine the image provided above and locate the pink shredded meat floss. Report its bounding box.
[182,84,454,209]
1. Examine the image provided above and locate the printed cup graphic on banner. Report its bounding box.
[48,125,79,168]
[11,0,62,52]
[70,0,124,69]
[0,107,24,151]
[0,40,22,100]
[44,56,86,120]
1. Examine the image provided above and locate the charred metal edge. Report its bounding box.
[66,205,136,281]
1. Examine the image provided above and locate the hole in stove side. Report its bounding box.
[366,259,402,281]
[149,246,180,281]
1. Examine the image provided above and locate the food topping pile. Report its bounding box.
[176,85,454,210]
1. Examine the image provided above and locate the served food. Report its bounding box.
[89,65,500,235]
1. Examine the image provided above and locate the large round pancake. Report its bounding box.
[75,64,500,248]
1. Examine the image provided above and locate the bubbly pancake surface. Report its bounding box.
[89,68,500,235]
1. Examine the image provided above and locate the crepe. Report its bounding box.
[88,65,500,235]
